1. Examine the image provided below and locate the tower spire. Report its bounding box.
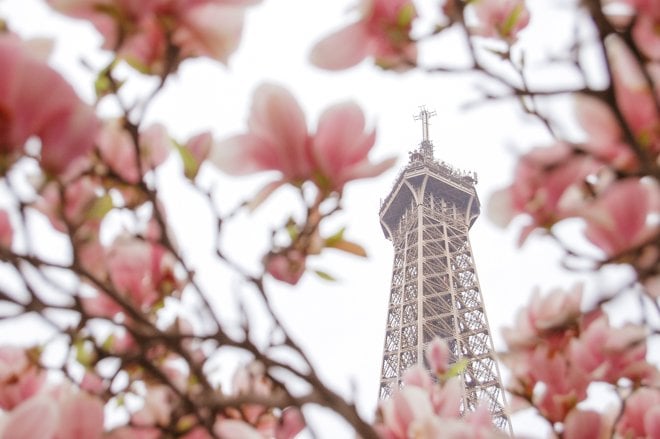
[413,106,436,160]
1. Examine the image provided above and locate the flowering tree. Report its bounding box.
[0,0,658,438]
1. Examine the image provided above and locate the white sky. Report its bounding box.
[0,0,640,437]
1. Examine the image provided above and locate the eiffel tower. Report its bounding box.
[378,107,511,432]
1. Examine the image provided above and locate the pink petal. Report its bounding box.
[248,84,311,178]
[175,4,245,64]
[310,22,370,70]
[0,395,58,439]
[0,210,12,248]
[210,133,280,175]
[214,420,263,439]
[56,391,105,439]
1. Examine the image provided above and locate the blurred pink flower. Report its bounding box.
[582,178,660,257]
[607,37,659,154]
[568,314,652,384]
[574,94,638,171]
[97,120,172,184]
[424,337,451,376]
[0,34,98,175]
[211,83,394,195]
[264,250,307,285]
[470,0,530,41]
[0,346,46,410]
[563,409,612,439]
[502,284,583,350]
[488,142,598,243]
[105,236,178,310]
[310,0,417,70]
[47,0,260,73]
[616,387,660,438]
[0,394,58,439]
[55,389,105,439]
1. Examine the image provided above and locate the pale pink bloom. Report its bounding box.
[173,4,246,64]
[0,34,98,175]
[97,120,172,184]
[214,419,263,439]
[55,390,105,439]
[48,0,258,73]
[0,210,12,248]
[379,385,435,438]
[35,176,101,233]
[487,142,597,242]
[607,37,659,152]
[310,0,417,70]
[616,387,660,438]
[275,408,305,439]
[563,409,611,439]
[568,314,652,384]
[264,250,306,285]
[632,14,660,60]
[402,365,433,389]
[211,83,394,195]
[105,236,178,310]
[0,394,58,439]
[502,284,583,350]
[0,346,46,410]
[582,178,660,257]
[470,0,530,41]
[574,94,638,170]
[132,386,173,428]
[424,337,451,375]
[311,101,396,191]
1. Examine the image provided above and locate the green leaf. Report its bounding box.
[501,3,523,37]
[87,194,114,220]
[443,359,468,380]
[397,3,416,27]
[314,270,336,282]
[175,143,200,180]
[324,227,346,247]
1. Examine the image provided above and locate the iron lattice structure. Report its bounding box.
[377,109,512,433]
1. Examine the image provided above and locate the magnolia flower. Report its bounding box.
[616,387,660,438]
[0,34,98,175]
[310,0,417,70]
[47,0,260,73]
[582,178,660,258]
[0,346,46,410]
[211,83,395,196]
[469,0,530,41]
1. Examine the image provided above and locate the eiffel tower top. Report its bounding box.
[412,105,436,161]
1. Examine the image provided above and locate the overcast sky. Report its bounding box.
[0,0,638,436]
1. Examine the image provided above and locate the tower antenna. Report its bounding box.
[413,106,436,159]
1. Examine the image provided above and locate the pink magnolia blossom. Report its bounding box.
[616,387,660,438]
[47,0,260,73]
[0,34,98,175]
[487,142,598,243]
[607,37,659,154]
[264,250,307,285]
[0,210,12,248]
[424,337,451,376]
[0,394,58,439]
[97,120,172,184]
[563,409,612,439]
[469,0,530,41]
[105,236,178,310]
[55,389,105,439]
[211,83,395,195]
[568,314,652,384]
[0,346,46,410]
[310,0,417,70]
[581,178,660,258]
[574,94,638,171]
[502,284,583,351]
